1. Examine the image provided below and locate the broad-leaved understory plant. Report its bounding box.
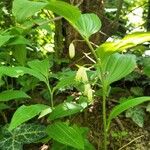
[0,0,150,150]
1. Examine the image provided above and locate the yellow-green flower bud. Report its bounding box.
[69,43,75,59]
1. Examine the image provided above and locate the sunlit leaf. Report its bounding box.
[12,0,47,22]
[96,32,150,59]
[98,53,136,85]
[74,13,101,39]
[47,0,81,23]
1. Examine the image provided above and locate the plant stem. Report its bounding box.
[85,38,108,149]
[84,38,98,62]
[102,84,107,150]
[46,82,54,108]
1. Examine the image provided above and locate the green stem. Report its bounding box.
[102,84,107,150]
[85,37,108,149]
[84,38,98,62]
[46,82,54,108]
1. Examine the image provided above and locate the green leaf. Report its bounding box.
[38,107,52,119]
[118,32,150,50]
[54,73,76,91]
[15,66,47,82]
[46,122,84,149]
[96,32,150,59]
[99,53,136,85]
[107,97,150,130]
[0,90,30,102]
[13,45,27,66]
[48,102,83,120]
[0,123,46,150]
[8,36,30,45]
[126,107,145,127]
[47,0,81,23]
[12,0,47,22]
[9,104,49,131]
[27,59,49,78]
[51,127,95,150]
[0,35,12,47]
[0,66,24,78]
[74,13,101,39]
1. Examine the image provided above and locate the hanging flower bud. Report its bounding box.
[75,66,88,82]
[84,84,93,103]
[69,42,75,59]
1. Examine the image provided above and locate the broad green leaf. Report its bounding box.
[0,35,12,47]
[118,32,150,50]
[0,124,46,150]
[96,32,150,59]
[15,66,47,82]
[48,102,83,120]
[46,122,84,149]
[27,59,49,78]
[51,129,95,150]
[9,104,49,131]
[74,13,101,39]
[12,0,47,22]
[47,0,81,23]
[13,45,27,66]
[8,36,30,45]
[126,107,145,127]
[0,90,30,102]
[107,97,150,130]
[99,53,136,85]
[0,66,24,78]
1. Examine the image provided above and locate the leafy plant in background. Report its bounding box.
[0,0,150,150]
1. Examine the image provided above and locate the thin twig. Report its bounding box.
[83,52,96,63]
[119,135,144,150]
